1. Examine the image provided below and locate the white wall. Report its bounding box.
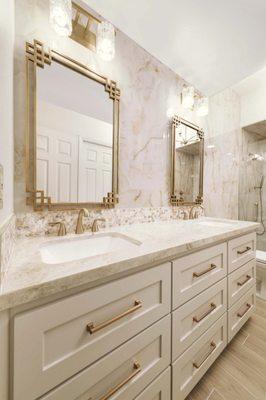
[0,2,14,226]
[233,67,266,127]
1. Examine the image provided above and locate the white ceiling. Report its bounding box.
[37,61,113,123]
[82,0,266,95]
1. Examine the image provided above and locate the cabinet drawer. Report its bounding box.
[172,314,227,400]
[172,278,227,360]
[172,243,227,308]
[228,285,256,342]
[40,316,171,400]
[228,233,256,273]
[13,264,171,400]
[135,368,171,400]
[228,259,256,308]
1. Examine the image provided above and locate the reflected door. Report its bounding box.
[37,127,78,202]
[78,138,112,202]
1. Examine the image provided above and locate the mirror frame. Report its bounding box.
[25,39,120,211]
[170,116,204,206]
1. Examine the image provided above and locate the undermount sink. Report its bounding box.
[196,219,236,228]
[40,232,142,265]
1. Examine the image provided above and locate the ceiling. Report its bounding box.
[245,120,266,138]
[37,61,113,124]
[82,0,266,95]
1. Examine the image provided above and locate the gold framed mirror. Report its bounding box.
[26,40,120,211]
[170,116,204,206]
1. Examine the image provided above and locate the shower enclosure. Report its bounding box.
[239,122,266,251]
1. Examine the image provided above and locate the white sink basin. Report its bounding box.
[40,232,142,265]
[197,219,236,228]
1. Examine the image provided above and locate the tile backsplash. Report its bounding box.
[16,206,204,238]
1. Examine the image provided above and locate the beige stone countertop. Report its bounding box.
[0,217,259,311]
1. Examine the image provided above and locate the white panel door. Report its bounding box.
[37,126,78,202]
[78,138,112,202]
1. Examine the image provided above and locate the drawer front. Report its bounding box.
[40,316,171,400]
[172,278,227,361]
[228,259,256,308]
[228,285,256,342]
[135,368,171,400]
[172,243,227,308]
[13,264,171,400]
[172,314,227,400]
[228,233,256,273]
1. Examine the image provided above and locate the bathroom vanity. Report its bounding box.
[0,218,258,400]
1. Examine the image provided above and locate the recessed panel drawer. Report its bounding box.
[228,233,256,273]
[228,259,256,307]
[228,285,256,342]
[135,368,171,400]
[40,316,171,400]
[172,278,227,360]
[13,263,171,400]
[172,243,227,308]
[172,314,227,400]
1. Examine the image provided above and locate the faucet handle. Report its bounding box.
[91,218,106,233]
[49,222,67,236]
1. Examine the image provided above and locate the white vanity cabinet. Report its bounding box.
[9,231,256,400]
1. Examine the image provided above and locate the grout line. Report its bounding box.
[206,388,215,400]
[241,332,250,346]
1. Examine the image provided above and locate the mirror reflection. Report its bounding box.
[36,62,113,204]
[171,117,204,205]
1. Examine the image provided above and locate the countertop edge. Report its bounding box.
[0,223,258,312]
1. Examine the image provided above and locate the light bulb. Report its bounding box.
[196,97,209,117]
[97,21,115,61]
[181,86,195,109]
[49,0,72,37]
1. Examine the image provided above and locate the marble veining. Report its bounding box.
[0,214,16,279]
[0,218,259,311]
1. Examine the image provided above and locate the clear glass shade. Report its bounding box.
[181,86,195,109]
[196,97,209,116]
[97,21,115,61]
[49,0,72,36]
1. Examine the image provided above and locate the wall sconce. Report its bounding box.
[181,86,195,109]
[49,0,72,36]
[97,21,115,61]
[196,97,209,117]
[181,85,209,116]
[50,2,116,62]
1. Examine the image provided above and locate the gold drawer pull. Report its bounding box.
[193,303,217,323]
[98,362,141,400]
[193,341,216,369]
[237,303,251,318]
[193,264,217,278]
[237,246,251,255]
[87,300,142,334]
[237,275,251,286]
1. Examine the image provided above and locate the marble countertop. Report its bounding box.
[0,217,259,311]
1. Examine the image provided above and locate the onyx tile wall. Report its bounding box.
[203,89,241,220]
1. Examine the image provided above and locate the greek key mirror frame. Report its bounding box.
[170,116,204,206]
[25,39,120,211]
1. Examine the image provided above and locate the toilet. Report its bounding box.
[256,250,266,299]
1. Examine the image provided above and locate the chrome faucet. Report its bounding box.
[189,205,204,220]
[91,218,106,233]
[75,208,89,234]
[49,221,67,236]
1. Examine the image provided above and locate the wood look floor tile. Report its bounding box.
[218,349,266,398]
